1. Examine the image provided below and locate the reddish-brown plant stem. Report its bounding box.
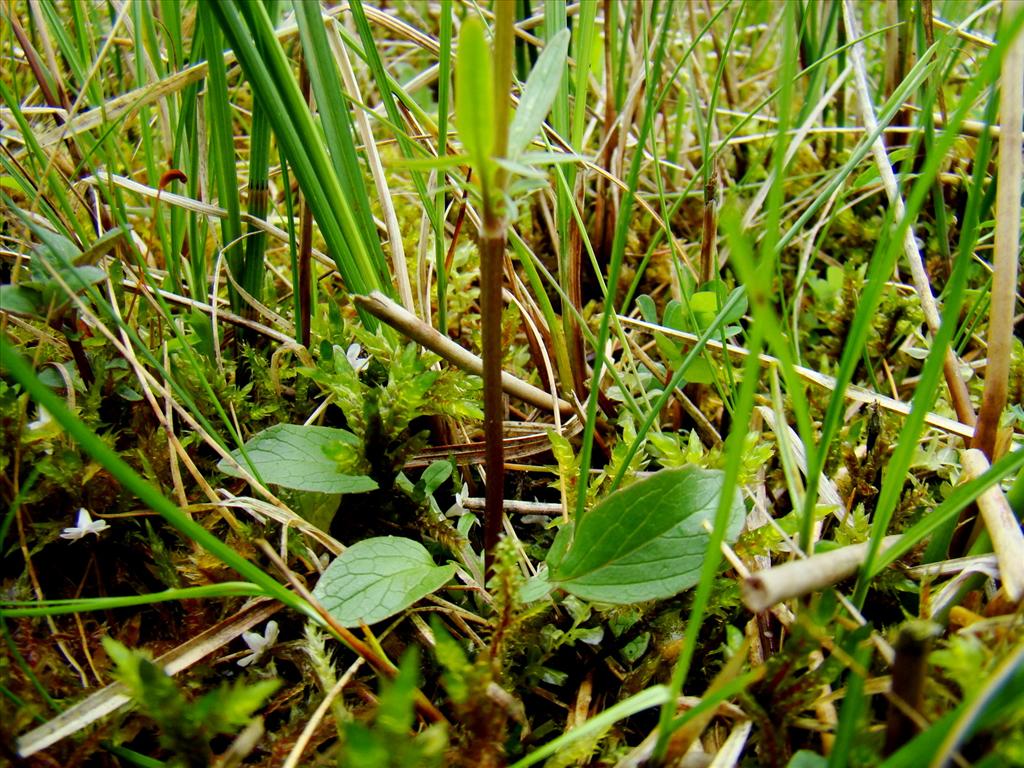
[481,2,516,577]
[480,223,507,579]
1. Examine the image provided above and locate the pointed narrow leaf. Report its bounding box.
[218,424,377,494]
[508,28,571,158]
[455,16,495,181]
[313,537,456,626]
[548,468,744,603]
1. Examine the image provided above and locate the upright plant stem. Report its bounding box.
[297,58,313,349]
[480,224,506,577]
[973,0,1023,460]
[482,3,516,576]
[435,0,453,332]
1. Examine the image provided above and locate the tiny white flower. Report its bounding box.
[26,406,56,454]
[27,406,53,431]
[446,485,471,517]
[238,620,278,667]
[60,508,110,541]
[345,343,369,373]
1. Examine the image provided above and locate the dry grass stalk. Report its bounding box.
[960,448,1024,601]
[354,290,574,414]
[742,536,902,613]
[972,0,1024,459]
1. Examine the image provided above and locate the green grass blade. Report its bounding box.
[347,0,436,228]
[209,1,387,324]
[509,686,669,768]
[292,2,390,288]
[1,583,266,618]
[199,4,244,314]
[651,215,766,760]
[851,7,1024,606]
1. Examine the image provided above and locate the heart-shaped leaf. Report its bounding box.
[313,536,456,627]
[218,424,377,494]
[547,467,745,604]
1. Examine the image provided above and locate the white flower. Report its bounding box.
[446,485,471,517]
[27,406,52,431]
[238,620,278,667]
[345,343,369,373]
[26,406,56,454]
[60,508,110,541]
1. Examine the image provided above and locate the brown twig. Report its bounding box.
[884,621,941,755]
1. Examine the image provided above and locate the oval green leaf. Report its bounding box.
[547,467,745,604]
[312,536,457,627]
[0,285,43,317]
[218,424,377,494]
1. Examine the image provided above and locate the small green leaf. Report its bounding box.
[420,460,453,497]
[636,294,658,324]
[194,679,280,734]
[0,284,43,317]
[75,227,125,265]
[376,647,420,736]
[218,424,377,494]
[654,331,685,369]
[688,285,747,330]
[313,536,456,627]
[547,468,744,604]
[49,265,106,296]
[689,291,719,328]
[455,15,495,186]
[431,616,471,704]
[685,356,716,385]
[786,751,828,768]
[507,28,571,158]
[653,332,714,384]
[520,567,554,603]
[662,299,686,331]
[29,228,81,269]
